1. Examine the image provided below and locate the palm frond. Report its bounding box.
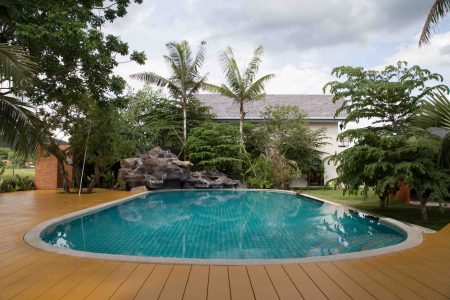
[0,43,37,87]
[130,72,170,87]
[202,83,237,100]
[0,95,45,154]
[243,45,263,88]
[219,47,242,94]
[414,91,450,129]
[419,0,450,46]
[192,41,206,73]
[244,74,275,100]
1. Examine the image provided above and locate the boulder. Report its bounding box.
[117,147,242,191]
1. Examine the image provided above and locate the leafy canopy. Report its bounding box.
[187,121,243,178]
[325,62,450,218]
[324,61,448,136]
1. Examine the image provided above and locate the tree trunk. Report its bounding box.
[73,163,82,193]
[379,193,386,209]
[182,97,187,160]
[57,158,70,193]
[87,162,101,193]
[239,101,245,146]
[417,192,429,223]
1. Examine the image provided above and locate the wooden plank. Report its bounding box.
[301,263,351,300]
[1,257,79,299]
[317,262,375,300]
[85,263,137,299]
[265,265,302,300]
[333,261,399,300]
[183,265,209,300]
[36,260,105,300]
[159,265,191,300]
[368,258,448,300]
[228,266,255,300]
[134,264,173,300]
[0,252,47,280]
[208,266,230,300]
[110,264,156,300]
[283,264,326,300]
[12,259,88,300]
[351,260,422,300]
[61,261,121,300]
[246,265,278,300]
[391,263,450,297]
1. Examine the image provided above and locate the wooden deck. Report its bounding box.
[0,189,449,300]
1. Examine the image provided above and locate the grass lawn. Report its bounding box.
[1,168,35,180]
[303,189,450,231]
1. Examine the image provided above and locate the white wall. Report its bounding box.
[308,121,346,184]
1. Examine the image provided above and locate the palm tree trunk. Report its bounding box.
[239,101,245,146]
[182,97,187,160]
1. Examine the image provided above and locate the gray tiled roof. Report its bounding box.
[195,94,345,121]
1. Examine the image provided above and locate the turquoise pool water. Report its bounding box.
[41,190,406,260]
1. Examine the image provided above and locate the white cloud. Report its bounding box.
[265,65,332,94]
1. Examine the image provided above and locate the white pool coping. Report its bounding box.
[24,189,423,266]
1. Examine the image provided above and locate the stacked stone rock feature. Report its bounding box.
[118,147,241,190]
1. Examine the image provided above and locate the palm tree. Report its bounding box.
[131,40,208,149]
[414,91,450,167]
[0,43,43,154]
[204,46,274,146]
[419,0,450,46]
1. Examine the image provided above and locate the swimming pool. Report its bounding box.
[26,190,421,264]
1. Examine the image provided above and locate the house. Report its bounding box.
[196,94,347,187]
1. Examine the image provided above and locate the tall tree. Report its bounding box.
[0,0,146,192]
[204,46,274,146]
[324,61,449,212]
[419,0,450,46]
[122,85,214,156]
[131,40,208,151]
[0,43,45,154]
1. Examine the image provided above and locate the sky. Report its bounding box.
[104,0,450,95]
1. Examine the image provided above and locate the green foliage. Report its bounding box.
[260,105,329,174]
[419,0,450,46]
[131,40,208,145]
[204,46,274,143]
[245,153,300,190]
[245,155,273,189]
[325,62,450,221]
[414,91,450,130]
[1,0,145,105]
[0,43,46,155]
[69,99,137,192]
[0,175,34,192]
[324,61,448,136]
[123,86,214,155]
[187,122,242,177]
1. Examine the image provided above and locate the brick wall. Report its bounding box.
[35,145,73,190]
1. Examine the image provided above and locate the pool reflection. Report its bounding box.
[42,190,406,259]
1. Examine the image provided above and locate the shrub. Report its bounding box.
[0,175,35,192]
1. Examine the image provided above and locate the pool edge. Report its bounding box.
[24,189,423,266]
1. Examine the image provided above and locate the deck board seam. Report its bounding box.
[244,266,257,300]
[280,265,307,300]
[360,259,426,299]
[106,263,140,300]
[262,265,281,300]
[133,264,157,299]
[382,260,449,297]
[371,257,448,297]
[180,265,192,300]
[156,264,174,300]
[298,264,330,300]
